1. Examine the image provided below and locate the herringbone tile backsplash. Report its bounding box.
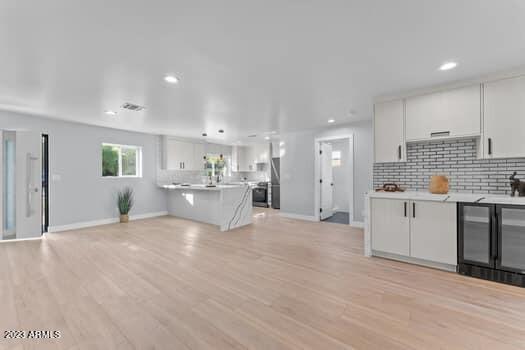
[373,138,525,194]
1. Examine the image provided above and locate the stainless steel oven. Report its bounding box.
[253,182,269,208]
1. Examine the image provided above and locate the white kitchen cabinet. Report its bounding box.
[484,75,525,158]
[193,143,205,171]
[166,139,194,170]
[409,201,457,265]
[374,99,405,163]
[371,198,457,267]
[405,84,481,141]
[164,138,208,171]
[371,198,410,256]
[232,146,255,172]
[253,143,270,164]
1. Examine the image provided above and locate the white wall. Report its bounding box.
[280,120,373,222]
[329,139,350,212]
[0,110,167,230]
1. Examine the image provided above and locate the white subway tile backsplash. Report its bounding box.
[373,138,525,195]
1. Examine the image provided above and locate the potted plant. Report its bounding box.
[117,187,134,223]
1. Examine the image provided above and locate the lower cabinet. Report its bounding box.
[370,198,410,256]
[410,201,457,265]
[371,198,457,267]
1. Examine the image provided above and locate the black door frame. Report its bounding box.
[42,134,49,233]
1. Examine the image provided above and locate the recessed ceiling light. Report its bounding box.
[218,129,224,133]
[164,75,180,84]
[328,119,335,123]
[104,110,117,116]
[439,62,458,71]
[264,136,270,140]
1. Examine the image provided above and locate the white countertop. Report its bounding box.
[161,183,250,191]
[367,191,525,205]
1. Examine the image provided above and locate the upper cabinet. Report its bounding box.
[231,143,270,172]
[163,137,208,171]
[484,76,525,159]
[232,146,254,172]
[374,99,405,163]
[405,85,481,142]
[253,143,270,164]
[165,139,195,170]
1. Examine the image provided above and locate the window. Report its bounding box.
[204,154,231,177]
[332,150,342,167]
[102,143,142,177]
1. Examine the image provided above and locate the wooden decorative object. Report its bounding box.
[429,175,449,194]
[375,183,404,192]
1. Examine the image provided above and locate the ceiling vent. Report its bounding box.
[121,102,146,112]
[248,134,257,138]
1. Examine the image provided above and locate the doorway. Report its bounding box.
[42,134,49,233]
[2,131,16,239]
[314,135,354,225]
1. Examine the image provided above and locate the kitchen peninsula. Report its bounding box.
[162,184,253,231]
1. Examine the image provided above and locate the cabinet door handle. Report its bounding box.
[398,145,402,160]
[488,138,493,155]
[491,212,498,260]
[404,202,407,217]
[412,202,416,218]
[430,131,450,137]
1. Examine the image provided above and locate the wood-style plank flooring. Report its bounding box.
[1,208,525,349]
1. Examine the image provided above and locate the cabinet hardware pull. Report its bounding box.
[404,202,407,217]
[412,202,416,218]
[398,145,402,160]
[491,212,498,260]
[488,138,493,155]
[430,131,450,137]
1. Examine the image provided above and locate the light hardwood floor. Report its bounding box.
[1,208,525,349]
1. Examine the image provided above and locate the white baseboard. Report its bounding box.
[48,211,168,233]
[0,236,42,244]
[279,212,319,222]
[349,221,364,228]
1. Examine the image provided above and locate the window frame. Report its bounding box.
[101,143,143,178]
[204,153,231,177]
[331,150,342,167]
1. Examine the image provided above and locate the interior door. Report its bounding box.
[15,131,42,239]
[320,143,333,220]
[2,131,17,240]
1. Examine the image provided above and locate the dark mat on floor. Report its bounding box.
[322,211,349,225]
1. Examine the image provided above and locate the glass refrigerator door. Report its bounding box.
[497,206,525,274]
[459,203,495,268]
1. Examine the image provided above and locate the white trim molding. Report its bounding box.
[48,211,168,233]
[314,134,355,226]
[0,236,42,244]
[279,212,319,222]
[349,221,364,229]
